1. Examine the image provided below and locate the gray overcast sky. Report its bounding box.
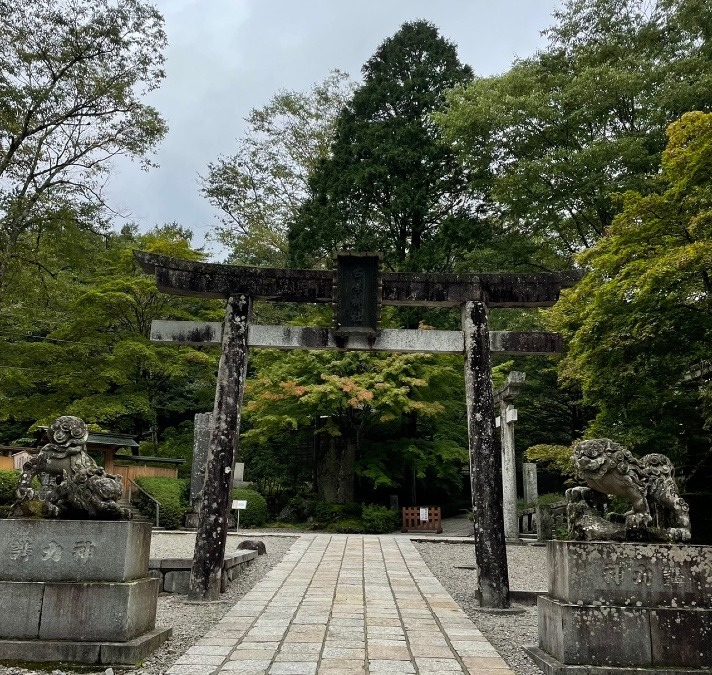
[106,0,563,260]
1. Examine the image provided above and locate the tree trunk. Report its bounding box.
[188,295,251,601]
[462,300,510,609]
[316,435,355,504]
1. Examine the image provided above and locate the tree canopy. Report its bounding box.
[201,71,354,267]
[0,0,167,293]
[437,0,712,261]
[551,111,712,475]
[289,21,477,272]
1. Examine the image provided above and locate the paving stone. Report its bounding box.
[268,662,317,674]
[169,535,509,675]
[219,659,270,673]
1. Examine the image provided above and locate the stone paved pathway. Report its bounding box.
[167,534,514,675]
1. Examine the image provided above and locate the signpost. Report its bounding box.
[231,499,247,534]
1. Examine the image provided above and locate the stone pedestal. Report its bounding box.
[0,520,171,666]
[526,540,712,674]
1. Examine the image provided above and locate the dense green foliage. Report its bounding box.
[289,21,475,273]
[135,476,190,529]
[437,0,712,263]
[232,487,268,528]
[0,0,167,293]
[551,111,712,473]
[361,505,400,533]
[0,470,20,504]
[2,4,711,514]
[0,225,220,444]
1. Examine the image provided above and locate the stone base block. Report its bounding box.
[539,596,651,666]
[548,540,712,608]
[0,582,44,639]
[525,646,712,675]
[40,577,159,642]
[539,596,712,668]
[0,519,152,582]
[0,627,171,666]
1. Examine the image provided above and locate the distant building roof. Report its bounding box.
[87,432,139,449]
[114,454,185,465]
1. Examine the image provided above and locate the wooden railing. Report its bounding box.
[401,506,443,533]
[127,478,161,528]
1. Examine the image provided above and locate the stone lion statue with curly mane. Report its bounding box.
[565,438,690,542]
[12,415,130,520]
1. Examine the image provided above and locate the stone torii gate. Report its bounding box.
[135,251,575,608]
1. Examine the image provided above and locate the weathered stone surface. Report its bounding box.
[190,296,251,602]
[238,539,266,555]
[651,608,712,667]
[0,639,101,664]
[548,541,712,607]
[0,519,151,582]
[462,301,510,608]
[0,627,171,665]
[0,582,43,639]
[39,577,159,642]
[152,321,563,356]
[12,416,129,520]
[135,251,578,308]
[525,645,711,675]
[523,463,539,505]
[538,596,652,666]
[566,439,691,543]
[190,412,212,504]
[164,570,191,594]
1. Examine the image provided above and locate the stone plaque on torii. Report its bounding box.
[135,250,577,607]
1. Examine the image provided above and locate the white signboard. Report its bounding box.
[231,500,247,510]
[419,507,429,522]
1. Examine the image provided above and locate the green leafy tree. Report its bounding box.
[201,71,354,267]
[0,225,220,446]
[551,111,712,476]
[242,349,468,504]
[289,21,476,273]
[437,0,712,260]
[0,0,167,292]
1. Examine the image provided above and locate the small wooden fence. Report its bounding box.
[401,506,443,533]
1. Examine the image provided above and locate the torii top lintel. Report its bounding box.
[133,251,578,308]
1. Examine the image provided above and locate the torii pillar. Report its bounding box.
[134,250,576,606]
[494,371,526,543]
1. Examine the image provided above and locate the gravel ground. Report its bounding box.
[415,541,546,675]
[0,532,296,675]
[0,533,548,675]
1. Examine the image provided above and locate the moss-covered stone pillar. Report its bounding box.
[462,300,510,608]
[189,295,251,601]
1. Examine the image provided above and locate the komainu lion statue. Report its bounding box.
[12,415,131,520]
[565,438,690,542]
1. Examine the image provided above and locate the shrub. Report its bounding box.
[326,518,364,534]
[134,477,190,530]
[232,488,268,528]
[0,470,21,504]
[362,504,399,534]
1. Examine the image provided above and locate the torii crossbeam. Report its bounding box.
[135,251,576,607]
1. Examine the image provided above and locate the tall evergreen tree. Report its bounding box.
[289,21,476,272]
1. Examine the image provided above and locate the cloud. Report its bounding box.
[105,0,562,259]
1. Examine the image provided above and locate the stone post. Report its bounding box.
[494,371,525,543]
[189,295,251,602]
[190,412,212,508]
[498,403,518,542]
[462,301,510,609]
[523,462,538,505]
